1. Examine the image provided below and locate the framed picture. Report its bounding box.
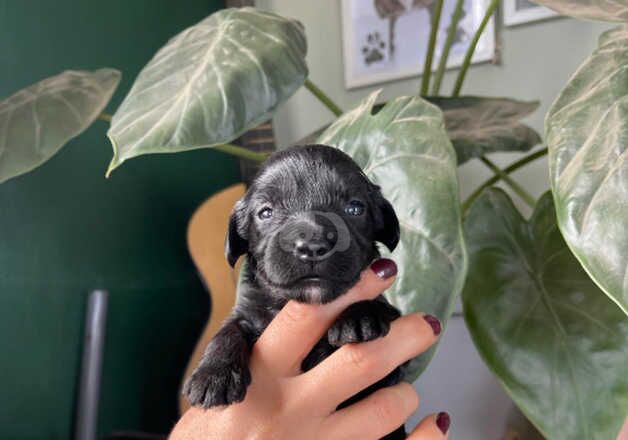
[341,0,497,89]
[503,0,559,26]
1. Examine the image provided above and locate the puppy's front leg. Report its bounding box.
[183,316,255,408]
[328,295,401,347]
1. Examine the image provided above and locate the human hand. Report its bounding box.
[170,259,450,439]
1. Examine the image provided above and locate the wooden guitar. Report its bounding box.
[178,117,276,413]
[178,183,245,414]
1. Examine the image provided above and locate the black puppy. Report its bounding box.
[184,144,406,438]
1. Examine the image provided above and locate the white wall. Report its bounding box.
[256,1,611,437]
[258,0,609,213]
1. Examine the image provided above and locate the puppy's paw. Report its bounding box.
[183,358,251,408]
[328,300,400,347]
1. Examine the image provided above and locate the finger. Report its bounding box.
[169,407,210,440]
[407,412,451,439]
[323,382,418,440]
[251,259,398,377]
[297,312,441,411]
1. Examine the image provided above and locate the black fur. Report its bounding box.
[183,145,405,439]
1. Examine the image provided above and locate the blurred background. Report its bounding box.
[0,1,235,438]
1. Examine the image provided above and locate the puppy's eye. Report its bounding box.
[258,207,273,220]
[345,200,365,216]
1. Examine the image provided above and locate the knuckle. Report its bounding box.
[399,382,420,411]
[371,390,403,425]
[283,377,314,410]
[282,301,313,324]
[385,314,436,361]
[345,281,368,303]
[344,344,379,373]
[402,313,433,348]
[406,313,428,336]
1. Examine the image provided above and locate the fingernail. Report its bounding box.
[436,411,450,434]
[423,314,441,336]
[370,258,397,279]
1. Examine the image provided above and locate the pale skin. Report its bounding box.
[171,261,449,439]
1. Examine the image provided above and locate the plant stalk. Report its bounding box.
[479,156,535,208]
[304,79,343,117]
[451,0,498,97]
[213,143,270,163]
[431,0,465,95]
[98,112,112,122]
[462,148,548,213]
[420,0,445,96]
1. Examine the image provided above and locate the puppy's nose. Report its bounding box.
[294,238,330,261]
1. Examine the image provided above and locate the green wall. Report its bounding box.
[0,0,236,438]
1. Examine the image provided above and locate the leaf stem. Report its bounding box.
[304,79,343,117]
[420,0,444,96]
[213,143,270,163]
[98,112,112,122]
[462,148,548,213]
[451,0,498,97]
[479,156,535,208]
[431,0,464,95]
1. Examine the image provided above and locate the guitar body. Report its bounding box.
[179,116,276,414]
[178,183,245,414]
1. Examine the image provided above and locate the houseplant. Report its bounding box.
[0,1,625,438]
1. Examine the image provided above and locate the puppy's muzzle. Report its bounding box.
[278,211,351,262]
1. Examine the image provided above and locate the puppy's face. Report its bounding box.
[226,145,399,304]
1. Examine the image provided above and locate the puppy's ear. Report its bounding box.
[225,200,249,267]
[373,192,400,252]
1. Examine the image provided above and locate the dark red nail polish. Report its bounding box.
[370,259,397,279]
[436,412,450,434]
[423,314,441,335]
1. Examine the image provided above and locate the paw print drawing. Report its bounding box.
[361,31,386,66]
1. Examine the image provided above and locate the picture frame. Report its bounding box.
[341,0,497,89]
[503,0,559,26]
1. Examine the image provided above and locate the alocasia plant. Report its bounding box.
[464,189,628,439]
[317,91,467,380]
[0,69,120,184]
[1,1,626,437]
[105,8,308,176]
[544,25,628,314]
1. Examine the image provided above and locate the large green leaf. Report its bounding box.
[463,188,628,440]
[0,69,120,184]
[545,26,628,314]
[106,7,307,176]
[302,97,542,165]
[531,0,628,22]
[318,91,468,381]
[425,96,542,165]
